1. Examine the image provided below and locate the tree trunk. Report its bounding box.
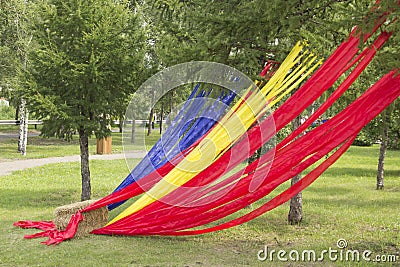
[79,127,91,201]
[19,32,32,154]
[18,99,25,152]
[376,125,388,190]
[15,106,19,124]
[288,173,303,224]
[147,107,154,136]
[131,119,136,144]
[21,108,29,156]
[169,90,174,114]
[288,115,303,224]
[147,89,156,136]
[159,103,164,134]
[119,114,123,133]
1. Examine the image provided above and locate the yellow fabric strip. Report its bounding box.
[107,41,322,225]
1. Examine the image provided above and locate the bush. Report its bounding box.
[352,132,373,147]
[388,135,400,150]
[352,138,373,147]
[0,105,15,120]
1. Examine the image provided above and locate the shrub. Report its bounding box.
[352,132,373,147]
[0,105,15,120]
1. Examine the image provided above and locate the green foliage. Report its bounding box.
[23,0,146,140]
[146,0,289,79]
[362,95,399,151]
[0,0,34,104]
[387,102,400,149]
[356,100,400,150]
[2,0,398,140]
[276,124,292,143]
[0,105,15,120]
[352,132,373,147]
[292,0,400,151]
[346,1,400,151]
[144,0,393,110]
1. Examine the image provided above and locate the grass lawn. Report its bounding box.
[0,125,161,161]
[0,144,399,266]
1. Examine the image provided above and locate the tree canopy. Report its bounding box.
[24,0,146,140]
[1,0,398,199]
[19,0,146,200]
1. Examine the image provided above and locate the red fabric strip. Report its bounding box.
[94,31,366,234]
[14,212,84,245]
[94,70,399,235]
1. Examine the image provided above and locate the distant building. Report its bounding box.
[0,98,10,107]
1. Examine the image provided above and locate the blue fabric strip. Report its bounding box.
[108,85,236,210]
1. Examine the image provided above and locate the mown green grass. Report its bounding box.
[0,145,399,266]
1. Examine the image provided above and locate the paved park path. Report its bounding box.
[0,151,146,177]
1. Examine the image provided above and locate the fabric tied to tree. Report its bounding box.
[109,85,236,210]
[13,8,400,244]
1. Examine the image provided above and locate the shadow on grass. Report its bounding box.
[348,240,399,254]
[0,146,19,155]
[305,191,400,209]
[0,136,79,147]
[29,137,80,147]
[323,166,377,177]
[305,185,353,195]
[318,166,399,187]
[383,169,400,177]
[1,188,79,210]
